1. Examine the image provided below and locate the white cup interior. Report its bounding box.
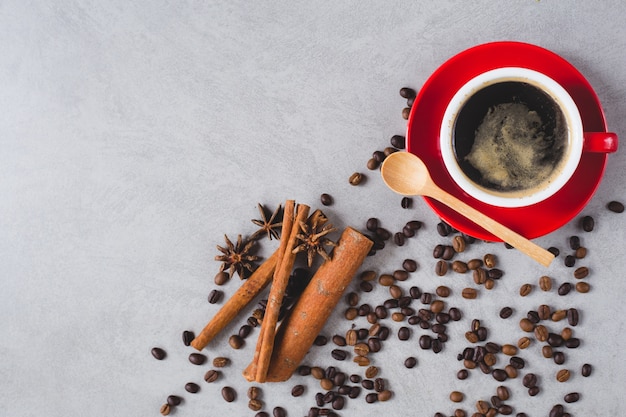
[440,67,583,208]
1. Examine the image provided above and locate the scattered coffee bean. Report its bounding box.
[581,215,594,231]
[401,107,410,119]
[398,326,411,340]
[291,384,305,397]
[366,218,379,232]
[518,337,531,349]
[402,258,418,272]
[558,282,572,296]
[348,172,363,185]
[151,347,166,360]
[539,275,552,291]
[212,357,229,368]
[160,403,171,416]
[214,271,229,285]
[314,335,328,346]
[390,134,406,149]
[567,308,579,326]
[405,357,417,368]
[399,87,416,99]
[401,197,413,209]
[499,306,513,319]
[564,255,576,267]
[167,395,181,406]
[331,349,348,361]
[462,288,478,299]
[522,373,537,388]
[450,391,464,402]
[452,235,466,252]
[204,369,219,383]
[437,221,452,236]
[182,330,195,346]
[492,369,508,381]
[248,399,263,411]
[519,283,533,297]
[189,353,207,365]
[320,193,333,206]
[556,369,570,382]
[229,334,244,349]
[239,324,252,339]
[576,281,590,293]
[574,266,589,279]
[569,235,581,250]
[273,406,287,417]
[582,363,592,377]
[393,232,405,246]
[222,386,237,403]
[575,246,587,258]
[564,392,580,403]
[435,260,448,276]
[185,382,200,393]
[608,200,624,213]
[548,246,560,257]
[208,289,223,304]
[452,260,468,273]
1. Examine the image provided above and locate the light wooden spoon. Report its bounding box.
[381,151,554,267]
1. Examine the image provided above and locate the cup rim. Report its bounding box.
[439,67,584,208]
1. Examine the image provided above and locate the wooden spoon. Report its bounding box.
[381,151,554,267]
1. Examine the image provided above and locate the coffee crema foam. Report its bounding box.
[465,101,566,193]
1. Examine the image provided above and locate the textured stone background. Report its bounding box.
[1,1,625,416]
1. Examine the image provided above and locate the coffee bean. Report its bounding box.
[556,369,570,382]
[539,275,552,291]
[314,335,328,346]
[582,363,592,377]
[519,283,533,297]
[436,285,451,298]
[151,347,166,360]
[457,369,469,380]
[527,310,540,323]
[366,218,379,232]
[462,288,478,299]
[565,338,580,348]
[538,304,551,320]
[348,172,363,185]
[553,351,565,365]
[492,369,508,381]
[567,308,579,326]
[390,134,406,148]
[558,282,572,296]
[548,246,560,257]
[528,386,540,397]
[442,245,456,260]
[564,392,580,403]
[331,395,345,410]
[501,344,516,356]
[435,260,448,276]
[548,333,564,347]
[542,345,554,358]
[399,87,416,99]
[375,227,391,240]
[569,235,581,250]
[608,200,625,213]
[398,326,411,340]
[449,307,462,321]
[213,357,229,367]
[452,260,468,273]
[419,335,432,350]
[405,357,417,368]
[518,337,531,349]
[452,235,466,252]
[499,306,513,319]
[273,406,287,417]
[238,324,252,338]
[331,349,348,361]
[160,404,171,416]
[185,382,200,393]
[564,255,576,267]
[368,337,381,352]
[552,309,567,321]
[401,196,413,209]
[359,281,373,292]
[580,215,594,232]
[498,405,513,415]
[189,353,207,365]
[291,384,305,397]
[575,246,587,258]
[573,266,589,279]
[248,399,263,411]
[167,395,181,406]
[366,158,379,170]
[365,392,378,403]
[510,356,525,369]
[534,324,548,342]
[320,193,333,206]
[229,334,244,349]
[473,268,487,284]
[208,289,223,304]
[450,391,464,402]
[437,221,452,236]
[204,369,219,383]
[311,367,325,380]
[496,385,510,401]
[402,258,418,272]
[320,378,334,391]
[393,232,405,246]
[522,373,537,388]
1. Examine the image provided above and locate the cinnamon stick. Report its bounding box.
[190,250,279,351]
[265,227,373,382]
[245,202,310,382]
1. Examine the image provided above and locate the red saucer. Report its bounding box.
[407,41,610,240]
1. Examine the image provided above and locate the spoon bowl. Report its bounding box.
[381,152,555,267]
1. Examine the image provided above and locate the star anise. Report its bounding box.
[250,203,283,241]
[292,210,337,267]
[215,234,259,279]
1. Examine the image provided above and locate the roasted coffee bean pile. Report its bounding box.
[150,85,622,416]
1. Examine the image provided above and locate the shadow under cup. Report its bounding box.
[452,80,570,201]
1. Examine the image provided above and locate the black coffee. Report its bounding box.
[453,81,568,195]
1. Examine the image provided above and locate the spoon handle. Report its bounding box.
[429,187,555,267]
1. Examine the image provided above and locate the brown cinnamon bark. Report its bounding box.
[264,227,373,382]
